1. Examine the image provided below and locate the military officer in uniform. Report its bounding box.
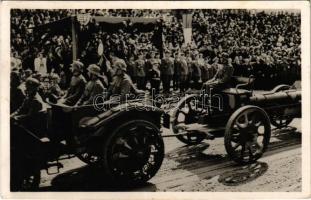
[108,60,144,102]
[76,64,105,106]
[60,61,86,106]
[160,50,174,94]
[203,53,234,93]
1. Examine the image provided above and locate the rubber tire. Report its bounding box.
[172,95,206,145]
[224,105,271,164]
[102,119,164,186]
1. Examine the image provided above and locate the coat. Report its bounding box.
[77,79,105,105]
[64,74,86,106]
[160,57,174,76]
[135,59,146,77]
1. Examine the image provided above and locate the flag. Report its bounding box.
[182,13,192,45]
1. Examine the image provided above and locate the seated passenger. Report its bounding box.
[60,61,86,106]
[203,54,234,93]
[108,60,144,102]
[76,64,105,106]
[11,77,46,120]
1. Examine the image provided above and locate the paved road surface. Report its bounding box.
[39,119,301,192]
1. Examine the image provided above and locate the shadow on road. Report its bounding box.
[39,165,157,191]
[218,162,268,186]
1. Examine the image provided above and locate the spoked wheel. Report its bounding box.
[225,106,271,164]
[270,117,294,129]
[172,95,207,145]
[102,120,164,186]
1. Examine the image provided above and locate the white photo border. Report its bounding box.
[0,1,310,199]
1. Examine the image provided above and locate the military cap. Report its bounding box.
[25,69,33,74]
[87,64,102,76]
[50,73,60,81]
[32,73,42,80]
[70,60,84,72]
[25,77,41,89]
[114,59,127,71]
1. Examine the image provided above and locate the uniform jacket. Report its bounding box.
[160,57,174,76]
[109,74,135,97]
[77,79,105,105]
[64,74,86,106]
[179,58,189,76]
[214,64,234,84]
[135,59,146,77]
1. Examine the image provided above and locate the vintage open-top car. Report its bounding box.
[11,75,301,190]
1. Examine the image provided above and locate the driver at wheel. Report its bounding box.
[203,53,234,93]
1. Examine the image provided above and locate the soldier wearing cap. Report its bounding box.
[135,52,146,90]
[76,64,105,106]
[178,52,189,92]
[61,61,86,106]
[108,60,143,101]
[203,53,234,92]
[11,77,46,120]
[160,50,174,94]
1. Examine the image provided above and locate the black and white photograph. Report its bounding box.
[0,1,310,199]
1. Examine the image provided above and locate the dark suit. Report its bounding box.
[160,57,174,93]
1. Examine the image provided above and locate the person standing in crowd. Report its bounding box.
[61,61,86,106]
[186,52,193,90]
[76,64,105,106]
[135,52,146,90]
[173,52,180,91]
[149,61,161,95]
[126,55,137,83]
[191,52,202,89]
[34,52,47,75]
[178,52,189,92]
[173,52,181,91]
[11,52,22,71]
[160,50,174,95]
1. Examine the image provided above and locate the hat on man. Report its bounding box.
[114,59,127,71]
[87,64,102,77]
[50,73,60,81]
[32,73,42,81]
[25,77,41,89]
[70,60,84,72]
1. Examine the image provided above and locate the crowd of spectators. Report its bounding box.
[10,9,301,108]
